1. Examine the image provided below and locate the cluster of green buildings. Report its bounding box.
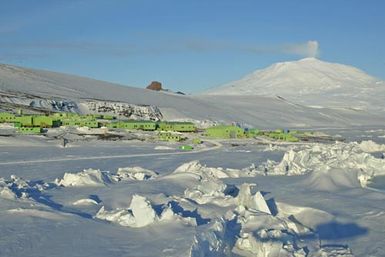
[104,121,196,132]
[0,111,197,135]
[0,111,301,142]
[205,125,245,139]
[0,112,62,134]
[158,131,183,142]
[204,125,299,142]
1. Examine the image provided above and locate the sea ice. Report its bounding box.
[358,140,385,153]
[259,142,385,189]
[112,167,158,181]
[172,160,259,180]
[95,195,198,228]
[55,169,112,187]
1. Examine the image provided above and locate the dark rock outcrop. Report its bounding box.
[146,81,162,91]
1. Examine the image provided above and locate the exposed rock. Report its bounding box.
[0,94,79,113]
[82,101,163,120]
[146,81,163,91]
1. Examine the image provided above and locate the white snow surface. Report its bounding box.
[0,141,382,256]
[154,145,174,150]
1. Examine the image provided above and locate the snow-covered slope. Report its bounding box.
[1,63,385,128]
[204,58,385,110]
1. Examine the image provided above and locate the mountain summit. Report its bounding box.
[204,58,385,109]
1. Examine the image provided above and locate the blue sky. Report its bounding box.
[0,0,384,93]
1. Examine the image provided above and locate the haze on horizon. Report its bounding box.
[0,0,384,93]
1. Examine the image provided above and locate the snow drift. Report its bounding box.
[0,158,360,256]
[172,160,259,180]
[55,169,112,187]
[0,175,48,200]
[113,167,158,181]
[188,183,354,257]
[258,141,385,190]
[95,194,197,227]
[55,166,160,187]
[358,140,385,153]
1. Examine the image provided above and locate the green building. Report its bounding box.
[52,112,81,119]
[205,125,245,139]
[17,127,42,134]
[52,112,69,118]
[107,120,156,130]
[179,145,194,151]
[157,121,196,132]
[0,112,16,123]
[33,116,61,128]
[262,130,299,142]
[61,119,99,128]
[14,116,33,127]
[158,131,183,142]
[102,115,116,120]
[91,114,103,119]
[245,128,261,138]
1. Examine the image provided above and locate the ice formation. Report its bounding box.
[129,195,158,227]
[313,246,354,257]
[173,160,258,180]
[55,169,112,187]
[72,198,99,206]
[112,167,158,181]
[358,140,385,153]
[189,218,232,257]
[2,144,372,256]
[188,182,354,257]
[237,184,271,214]
[0,158,359,256]
[184,179,236,206]
[95,195,198,228]
[55,166,159,186]
[0,175,47,200]
[179,164,264,207]
[258,142,385,188]
[0,186,17,200]
[95,195,156,227]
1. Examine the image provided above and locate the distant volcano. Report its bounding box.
[203,58,385,110]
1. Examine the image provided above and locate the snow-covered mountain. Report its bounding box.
[1,63,385,128]
[204,58,385,110]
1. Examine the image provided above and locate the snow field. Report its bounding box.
[2,140,385,256]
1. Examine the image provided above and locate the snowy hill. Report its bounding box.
[1,63,385,128]
[204,58,385,110]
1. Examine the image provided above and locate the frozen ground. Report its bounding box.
[1,129,385,256]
